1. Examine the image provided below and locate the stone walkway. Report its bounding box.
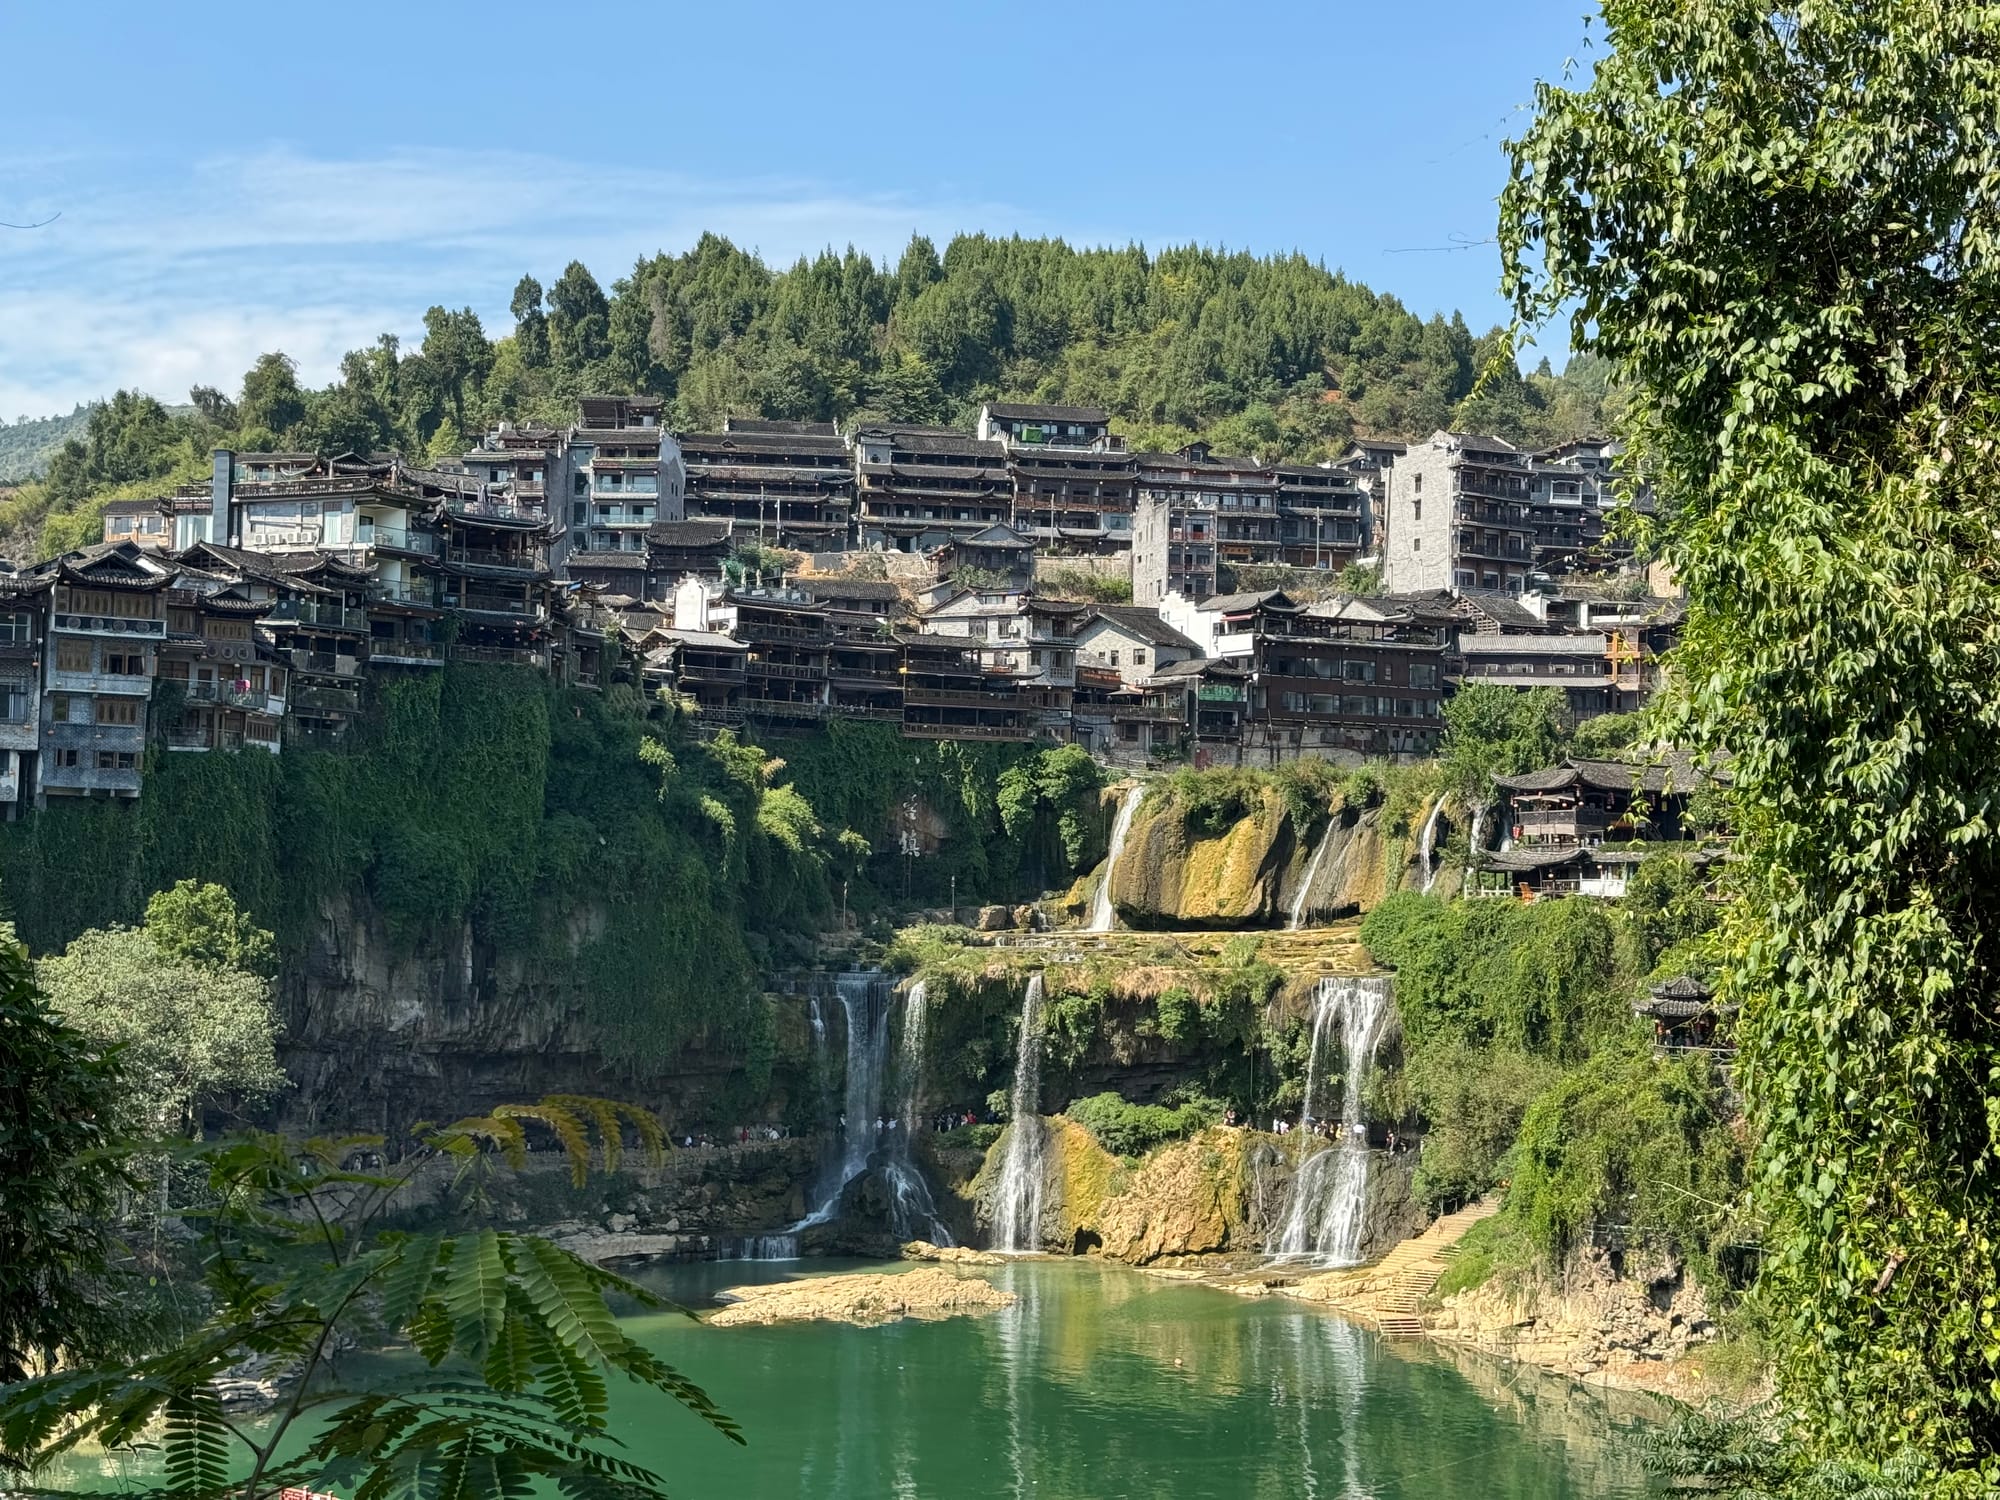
[1275,1196,1502,1335]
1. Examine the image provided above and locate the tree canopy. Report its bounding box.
[1503,0,2000,1482]
[1,236,1621,561]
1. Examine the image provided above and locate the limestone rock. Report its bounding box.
[708,1267,1015,1327]
[901,1240,1002,1265]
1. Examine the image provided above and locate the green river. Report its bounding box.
[53,1258,1662,1498]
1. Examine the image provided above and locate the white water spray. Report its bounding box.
[1288,818,1337,931]
[1270,975,1394,1263]
[1416,798,1446,894]
[792,973,947,1242]
[1087,786,1142,933]
[889,980,952,1245]
[1468,800,1490,859]
[992,973,1048,1251]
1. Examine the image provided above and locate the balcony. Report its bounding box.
[901,719,1035,742]
[362,527,440,556]
[49,668,152,695]
[373,581,438,607]
[739,697,828,720]
[368,640,444,666]
[184,682,283,714]
[449,643,551,670]
[264,599,370,632]
[291,684,361,714]
[444,595,546,623]
[289,649,361,677]
[443,546,546,574]
[52,612,165,637]
[443,496,544,525]
[746,660,828,682]
[905,686,1027,709]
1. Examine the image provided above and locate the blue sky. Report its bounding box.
[0,0,1601,421]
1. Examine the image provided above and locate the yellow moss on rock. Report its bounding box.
[1093,1127,1261,1263]
[1111,784,1291,926]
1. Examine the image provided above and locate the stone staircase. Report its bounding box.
[1368,1197,1503,1338]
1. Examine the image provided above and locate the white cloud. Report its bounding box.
[0,146,1032,417]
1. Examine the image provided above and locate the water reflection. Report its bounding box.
[33,1259,1661,1499]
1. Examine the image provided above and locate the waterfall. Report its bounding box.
[992,973,1048,1252]
[1469,800,1490,858]
[718,1233,800,1261]
[1288,816,1337,931]
[792,971,949,1243]
[1087,785,1142,933]
[1270,975,1393,1263]
[884,981,952,1245]
[1416,798,1446,894]
[794,971,893,1231]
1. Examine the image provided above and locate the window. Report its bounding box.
[1413,473,1423,495]
[94,697,139,726]
[1412,537,1421,553]
[1133,649,1147,665]
[54,748,78,768]
[107,652,146,675]
[56,639,92,673]
[1109,650,1120,668]
[1410,663,1439,689]
[0,613,32,644]
[97,751,137,771]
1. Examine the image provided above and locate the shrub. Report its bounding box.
[1065,1090,1223,1158]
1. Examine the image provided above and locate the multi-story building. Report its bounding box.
[931,522,1037,592]
[0,575,45,811]
[34,545,169,800]
[647,519,735,589]
[403,466,556,670]
[158,573,287,756]
[566,396,683,564]
[852,426,1013,550]
[463,424,574,567]
[679,419,853,552]
[101,498,171,548]
[1273,464,1369,570]
[731,588,832,724]
[1075,605,1201,687]
[1380,431,1536,596]
[975,403,1137,554]
[1131,443,1280,602]
[919,589,1082,736]
[1454,631,1631,719]
[1332,438,1405,557]
[898,633,1035,742]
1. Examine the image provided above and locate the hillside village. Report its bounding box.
[2,395,1678,820]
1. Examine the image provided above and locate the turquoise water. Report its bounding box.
[48,1258,1662,1498]
[610,1258,1661,1499]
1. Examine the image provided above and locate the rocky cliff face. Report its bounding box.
[277,890,775,1136]
[1431,1244,1721,1388]
[956,1123,1422,1266]
[1107,786,1297,928]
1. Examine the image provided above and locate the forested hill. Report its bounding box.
[0,406,92,485]
[3,234,1618,556]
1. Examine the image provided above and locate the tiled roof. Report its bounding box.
[984,401,1109,424]
[1085,605,1201,652]
[647,520,732,547]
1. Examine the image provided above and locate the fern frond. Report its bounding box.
[439,1229,509,1362]
[494,1102,591,1186]
[379,1233,446,1333]
[161,1385,231,1496]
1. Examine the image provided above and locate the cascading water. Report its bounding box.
[885,980,952,1244]
[792,971,950,1243]
[718,1233,800,1261]
[1270,975,1394,1263]
[1288,817,1337,931]
[1087,786,1142,933]
[1468,800,1490,859]
[794,970,890,1230]
[1416,798,1446,894]
[992,973,1048,1252]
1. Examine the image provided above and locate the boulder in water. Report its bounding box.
[902,1240,1003,1265]
[708,1266,1016,1327]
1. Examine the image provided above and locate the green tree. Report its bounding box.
[39,926,285,1136]
[0,941,129,1387]
[0,1101,739,1496]
[143,880,278,979]
[1503,0,2000,1479]
[420,305,495,430]
[548,260,610,370]
[511,273,550,368]
[1439,683,1568,804]
[237,353,307,437]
